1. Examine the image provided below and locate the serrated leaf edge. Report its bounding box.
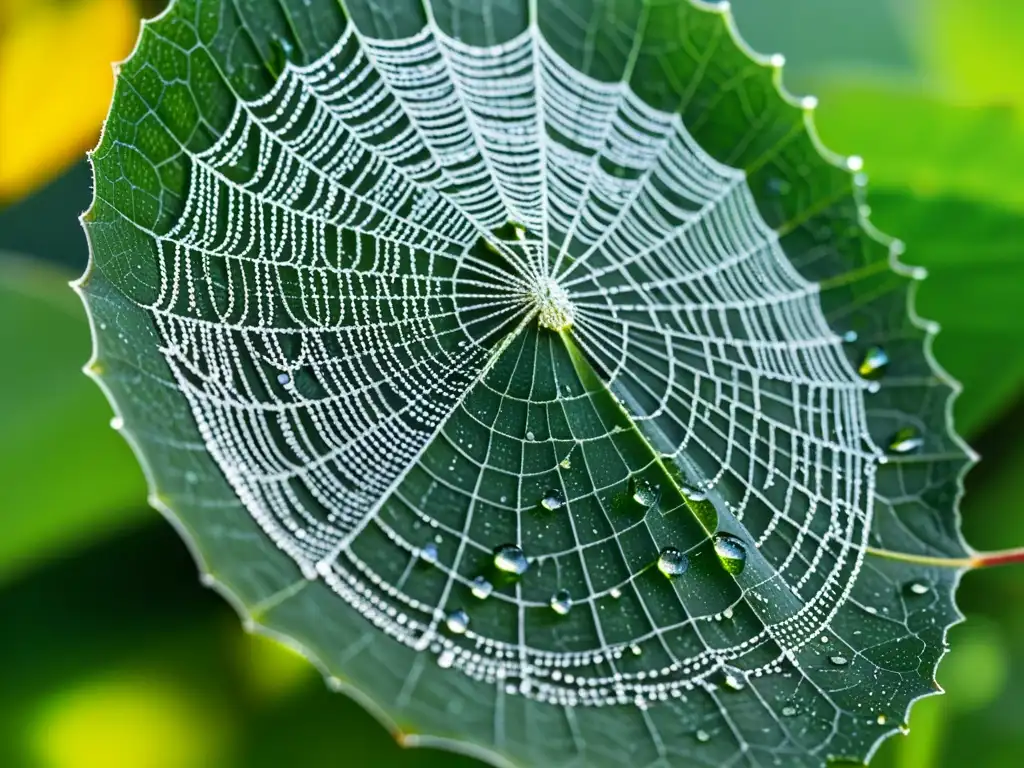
[73,1,979,765]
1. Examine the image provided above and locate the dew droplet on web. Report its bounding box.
[629,476,660,508]
[420,542,438,564]
[446,609,469,634]
[539,489,565,511]
[888,427,924,455]
[493,544,529,576]
[470,576,493,599]
[657,547,688,578]
[549,589,572,615]
[829,655,849,667]
[858,345,889,379]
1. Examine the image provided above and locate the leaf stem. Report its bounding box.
[865,545,1024,570]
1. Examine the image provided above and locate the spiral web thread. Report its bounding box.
[137,13,898,760]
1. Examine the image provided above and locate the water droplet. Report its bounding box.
[842,330,858,343]
[888,427,924,455]
[630,643,642,656]
[438,649,455,669]
[876,714,887,725]
[444,610,468,634]
[493,544,529,576]
[540,489,565,511]
[657,547,689,578]
[630,476,660,507]
[470,576,493,599]
[782,705,797,717]
[718,666,746,691]
[695,729,710,743]
[550,589,573,615]
[713,533,747,575]
[681,484,708,501]
[277,372,291,385]
[420,542,438,563]
[906,581,930,596]
[110,416,124,430]
[829,655,849,666]
[525,430,535,441]
[858,346,889,380]
[559,456,571,470]
[446,609,469,634]
[609,587,622,599]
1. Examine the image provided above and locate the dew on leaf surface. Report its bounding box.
[713,533,747,575]
[858,346,889,379]
[550,589,573,615]
[493,544,529,576]
[657,547,689,578]
[446,609,469,634]
[630,476,660,507]
[470,576,493,599]
[540,489,565,511]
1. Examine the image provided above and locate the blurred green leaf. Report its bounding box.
[864,193,1024,435]
[814,82,1024,212]
[914,0,1024,112]
[729,0,919,92]
[808,80,1024,434]
[0,253,147,584]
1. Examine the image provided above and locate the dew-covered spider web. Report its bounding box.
[83,0,972,765]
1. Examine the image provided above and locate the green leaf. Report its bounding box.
[81,1,974,765]
[808,80,1024,433]
[0,253,147,584]
[863,193,1024,435]
[812,81,1024,213]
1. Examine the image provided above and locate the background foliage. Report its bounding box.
[0,0,1020,766]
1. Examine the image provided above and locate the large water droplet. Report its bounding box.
[471,575,493,599]
[876,714,888,725]
[888,427,924,455]
[630,476,660,507]
[550,589,573,615]
[829,655,849,667]
[906,581,930,596]
[717,666,746,691]
[420,542,438,564]
[713,533,747,575]
[657,547,689,578]
[277,372,291,385]
[446,609,469,634]
[858,346,889,379]
[540,489,565,511]
[695,729,710,743]
[493,544,529,576]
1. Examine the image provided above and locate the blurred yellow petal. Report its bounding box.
[30,673,232,768]
[0,0,138,203]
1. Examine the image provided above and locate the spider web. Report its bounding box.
[82,0,972,766]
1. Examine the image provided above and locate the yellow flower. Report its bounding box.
[0,0,138,203]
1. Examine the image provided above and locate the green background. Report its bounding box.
[0,1,1021,766]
